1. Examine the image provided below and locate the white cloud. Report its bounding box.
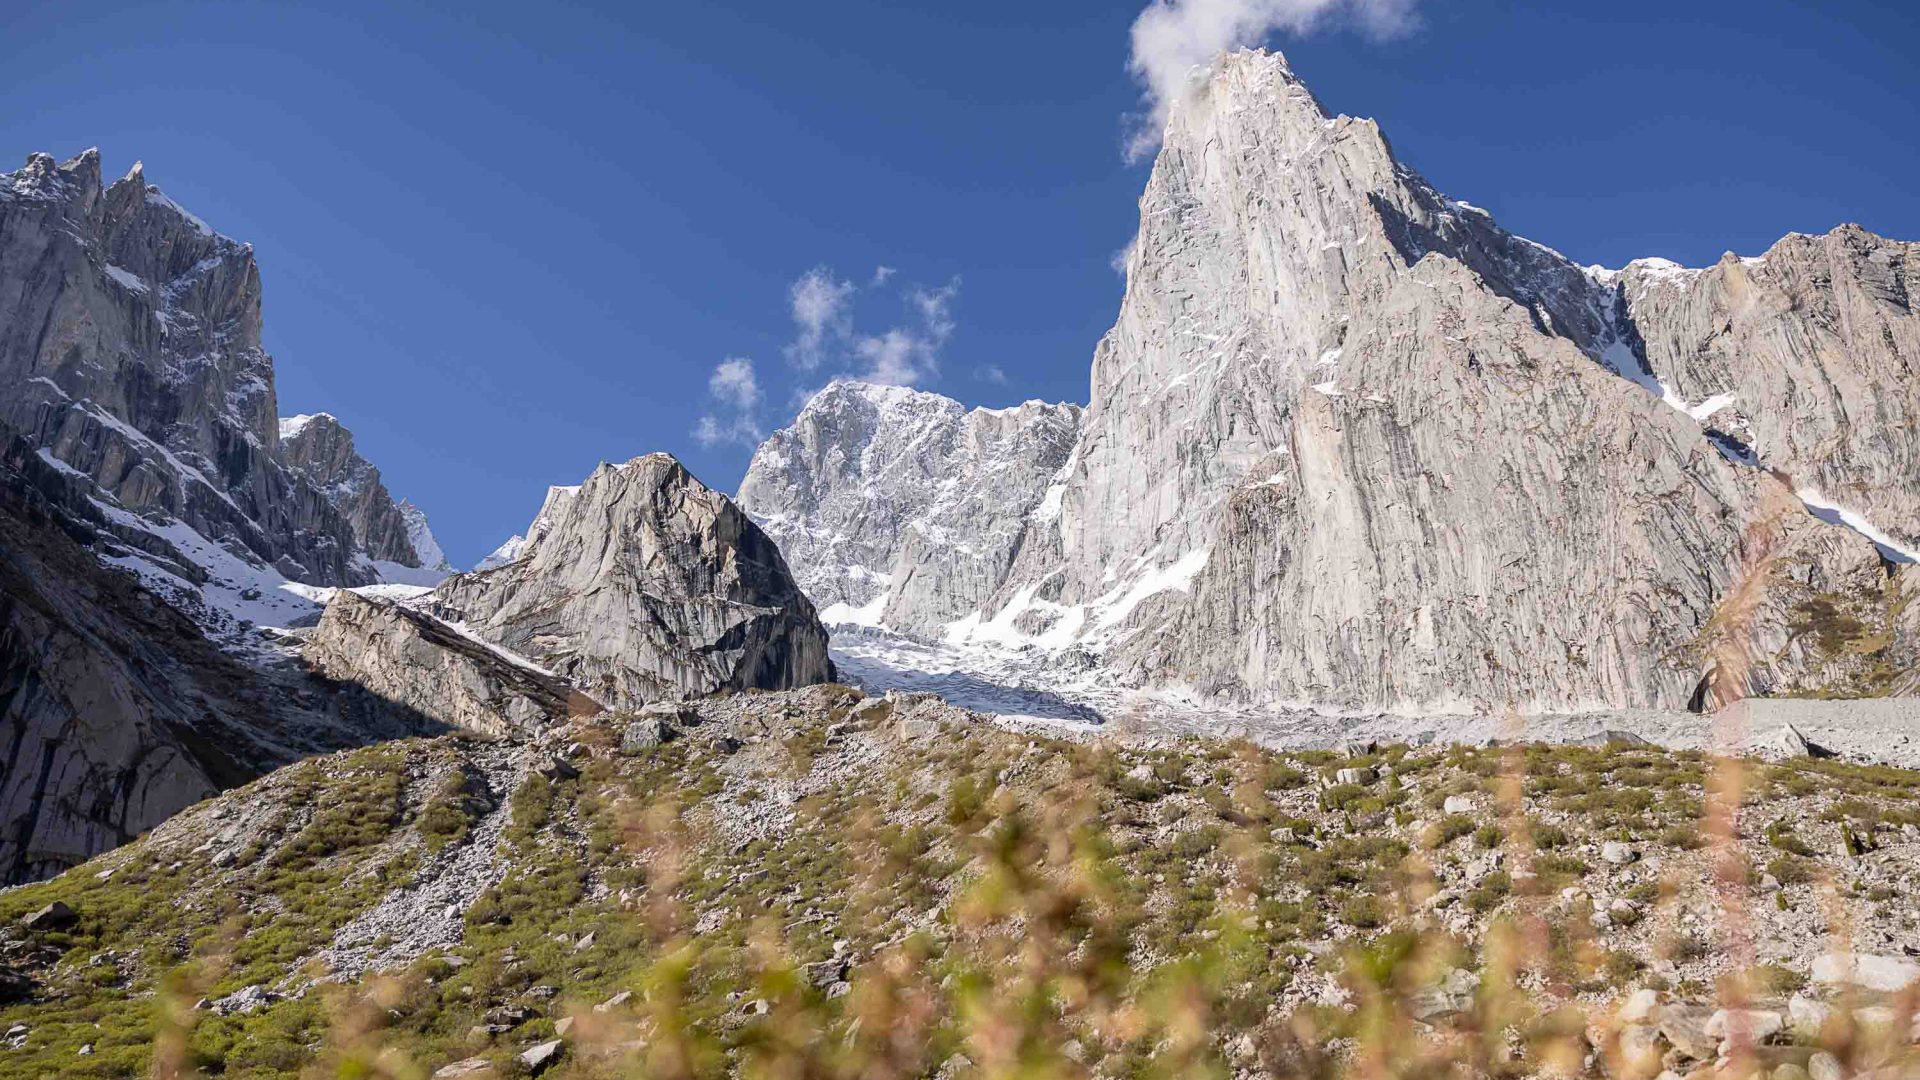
[909,279,960,342]
[693,357,764,447]
[708,356,760,410]
[1111,234,1138,277]
[772,266,961,389]
[1124,0,1420,161]
[854,329,938,387]
[784,267,855,370]
[976,364,1009,385]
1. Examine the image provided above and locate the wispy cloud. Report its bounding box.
[777,267,960,388]
[1124,0,1420,161]
[708,356,760,410]
[976,364,1009,385]
[692,356,764,447]
[783,267,856,370]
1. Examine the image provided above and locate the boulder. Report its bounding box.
[21,902,76,932]
[1811,952,1920,994]
[305,592,601,739]
[519,1040,563,1075]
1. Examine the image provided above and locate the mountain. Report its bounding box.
[431,454,834,709]
[475,483,580,570]
[279,411,451,586]
[0,150,449,636]
[738,380,1082,637]
[741,51,1920,715]
[0,425,446,883]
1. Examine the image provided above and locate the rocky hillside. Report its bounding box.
[738,52,1920,715]
[0,425,453,884]
[430,454,834,709]
[0,687,1916,1078]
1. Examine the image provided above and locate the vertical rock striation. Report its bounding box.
[738,380,1082,637]
[432,454,834,709]
[740,51,1920,713]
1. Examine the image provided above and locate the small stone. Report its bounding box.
[554,1017,574,1037]
[1704,1008,1784,1044]
[1600,841,1637,865]
[1619,987,1663,1023]
[1808,1051,1843,1080]
[1442,795,1475,814]
[536,757,580,782]
[594,990,632,1013]
[519,1040,564,1075]
[1335,766,1375,785]
[1788,994,1832,1037]
[21,901,77,932]
[804,959,849,988]
[621,720,672,754]
[1654,1004,1718,1062]
[78,1044,92,1055]
[573,931,596,952]
[433,1058,496,1079]
[1811,952,1920,994]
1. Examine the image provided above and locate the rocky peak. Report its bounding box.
[0,149,439,612]
[737,380,1081,635]
[476,483,581,570]
[277,411,436,573]
[432,453,834,708]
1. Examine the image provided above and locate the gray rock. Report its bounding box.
[21,902,76,932]
[1601,842,1638,865]
[1334,767,1375,786]
[737,49,1920,714]
[621,719,672,754]
[279,412,441,573]
[431,455,833,710]
[432,1059,496,1079]
[1811,952,1920,993]
[0,151,441,590]
[737,382,1081,637]
[518,1040,563,1075]
[304,592,600,739]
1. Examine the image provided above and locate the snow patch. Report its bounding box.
[102,264,148,294]
[1795,488,1920,564]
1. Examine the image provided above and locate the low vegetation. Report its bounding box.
[0,690,1916,1080]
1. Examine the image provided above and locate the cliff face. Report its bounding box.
[0,150,445,596]
[304,592,601,739]
[739,51,1920,714]
[738,381,1082,638]
[0,427,447,883]
[433,454,835,709]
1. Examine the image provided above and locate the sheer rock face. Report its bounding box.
[431,454,834,709]
[304,592,600,739]
[1620,229,1920,543]
[0,428,438,883]
[742,51,1919,713]
[278,413,426,569]
[737,381,1082,636]
[476,483,579,570]
[0,150,436,589]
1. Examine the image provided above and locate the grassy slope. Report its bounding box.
[0,688,1917,1079]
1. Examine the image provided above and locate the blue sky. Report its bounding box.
[2,0,1915,567]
